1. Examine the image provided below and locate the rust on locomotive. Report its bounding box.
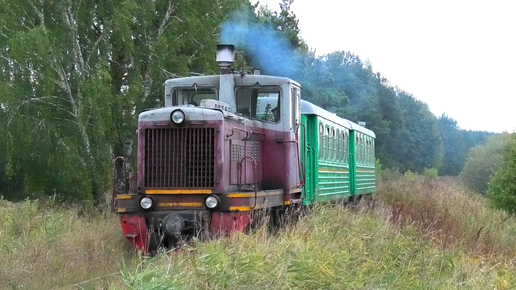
[112,45,305,253]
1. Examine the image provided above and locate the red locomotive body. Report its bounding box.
[113,45,303,253]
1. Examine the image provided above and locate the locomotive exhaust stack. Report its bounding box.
[217,44,236,113]
[216,44,235,73]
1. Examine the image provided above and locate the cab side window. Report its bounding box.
[236,87,280,122]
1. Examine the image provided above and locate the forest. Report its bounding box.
[0,0,508,204]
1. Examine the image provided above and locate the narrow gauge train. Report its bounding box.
[112,45,376,253]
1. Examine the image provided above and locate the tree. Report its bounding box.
[397,93,443,172]
[0,0,247,203]
[488,133,516,214]
[219,0,306,79]
[1,0,118,202]
[438,114,466,175]
[460,134,511,195]
[256,0,307,50]
[372,83,405,170]
[296,50,445,173]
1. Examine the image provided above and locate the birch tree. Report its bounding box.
[0,0,246,203]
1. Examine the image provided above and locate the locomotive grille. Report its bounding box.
[144,128,215,188]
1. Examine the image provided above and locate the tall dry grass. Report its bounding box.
[2,176,516,289]
[121,176,516,289]
[0,197,138,289]
[376,176,516,257]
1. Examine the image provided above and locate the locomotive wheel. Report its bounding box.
[285,204,310,224]
[269,207,286,234]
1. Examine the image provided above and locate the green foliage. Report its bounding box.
[375,158,383,182]
[438,114,496,176]
[396,92,443,171]
[0,0,499,204]
[423,167,439,179]
[256,0,307,50]
[379,168,403,181]
[298,51,445,174]
[404,170,416,180]
[488,134,516,214]
[460,134,510,195]
[0,0,248,203]
[438,114,467,175]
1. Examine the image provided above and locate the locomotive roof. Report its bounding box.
[164,74,301,88]
[300,100,376,138]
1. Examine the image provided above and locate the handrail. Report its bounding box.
[238,155,259,209]
[298,123,307,187]
[226,127,249,140]
[111,156,128,212]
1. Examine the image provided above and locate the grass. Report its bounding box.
[2,175,516,289]
[121,176,516,289]
[378,176,516,256]
[0,197,138,289]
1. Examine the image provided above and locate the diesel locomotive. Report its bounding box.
[112,45,376,253]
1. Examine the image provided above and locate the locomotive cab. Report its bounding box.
[114,45,303,253]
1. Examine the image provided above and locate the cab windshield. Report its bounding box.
[171,88,218,106]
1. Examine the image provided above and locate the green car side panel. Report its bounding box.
[316,118,351,202]
[302,115,353,205]
[301,109,375,206]
[355,134,376,194]
[349,130,357,196]
[301,114,318,205]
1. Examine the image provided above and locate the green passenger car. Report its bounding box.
[300,100,376,206]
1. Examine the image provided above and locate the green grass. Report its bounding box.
[2,176,516,289]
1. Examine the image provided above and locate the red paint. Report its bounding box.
[210,212,251,235]
[260,130,300,193]
[120,214,147,252]
[137,120,224,189]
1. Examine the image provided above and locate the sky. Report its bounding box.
[253,0,516,133]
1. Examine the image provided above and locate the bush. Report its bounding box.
[404,170,416,180]
[375,158,383,181]
[488,134,516,214]
[423,167,438,179]
[460,134,511,194]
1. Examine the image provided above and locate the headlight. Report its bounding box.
[163,214,185,235]
[170,109,186,125]
[140,196,153,210]
[205,195,220,209]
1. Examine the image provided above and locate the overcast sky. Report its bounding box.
[253,0,516,133]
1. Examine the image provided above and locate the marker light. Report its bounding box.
[140,196,153,210]
[205,195,220,209]
[163,214,185,235]
[170,110,186,125]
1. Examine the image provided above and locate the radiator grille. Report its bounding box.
[144,128,215,188]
